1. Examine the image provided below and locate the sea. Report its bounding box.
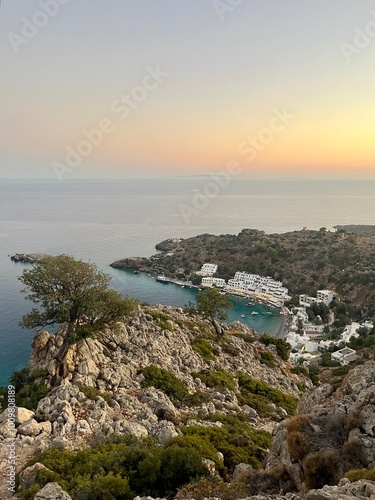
[1,176,375,387]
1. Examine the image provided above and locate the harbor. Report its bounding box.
[115,269,285,338]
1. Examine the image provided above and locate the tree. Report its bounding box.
[195,288,231,340]
[19,255,138,381]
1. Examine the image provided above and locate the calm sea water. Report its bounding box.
[1,177,374,386]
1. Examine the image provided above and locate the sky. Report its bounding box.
[0,0,375,179]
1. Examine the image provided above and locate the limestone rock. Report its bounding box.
[19,462,53,491]
[233,462,254,481]
[18,419,52,437]
[152,420,179,444]
[0,407,35,425]
[34,482,72,499]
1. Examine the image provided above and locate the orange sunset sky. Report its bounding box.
[1,0,375,179]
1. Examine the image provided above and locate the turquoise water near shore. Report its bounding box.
[114,269,284,335]
[1,177,375,386]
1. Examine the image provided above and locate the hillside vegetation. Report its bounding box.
[111,228,375,318]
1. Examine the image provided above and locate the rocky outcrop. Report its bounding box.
[10,253,48,263]
[265,361,375,491]
[0,305,311,499]
[0,305,305,494]
[19,306,303,451]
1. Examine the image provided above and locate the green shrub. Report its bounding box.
[178,414,271,472]
[332,366,349,377]
[139,365,188,404]
[144,310,173,332]
[6,368,49,411]
[259,335,290,360]
[345,468,375,482]
[193,369,236,391]
[77,384,112,403]
[0,386,8,411]
[232,333,254,343]
[139,365,208,407]
[259,351,276,368]
[20,435,209,500]
[220,340,240,356]
[291,366,308,377]
[237,372,297,416]
[186,391,212,406]
[191,338,215,361]
[135,444,208,497]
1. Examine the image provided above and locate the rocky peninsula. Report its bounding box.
[110,228,375,318]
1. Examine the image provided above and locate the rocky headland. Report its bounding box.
[1,304,375,499]
[110,228,375,317]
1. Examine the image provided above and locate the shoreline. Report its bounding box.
[274,314,288,339]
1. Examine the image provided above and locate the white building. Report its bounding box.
[201,277,226,288]
[286,332,319,353]
[299,294,317,307]
[341,322,360,343]
[317,290,335,306]
[331,347,357,365]
[197,263,218,276]
[225,271,289,303]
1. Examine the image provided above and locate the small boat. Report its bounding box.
[241,314,246,318]
[181,285,185,288]
[133,270,140,274]
[251,311,259,315]
[156,275,169,284]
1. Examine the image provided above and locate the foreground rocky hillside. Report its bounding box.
[111,228,375,317]
[0,305,303,499]
[2,305,375,499]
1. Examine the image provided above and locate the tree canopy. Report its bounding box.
[195,287,232,339]
[19,255,138,341]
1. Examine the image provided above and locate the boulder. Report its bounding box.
[152,421,179,444]
[0,407,35,425]
[18,419,52,437]
[34,482,72,500]
[19,462,53,491]
[233,462,253,481]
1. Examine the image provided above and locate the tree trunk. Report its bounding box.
[51,322,76,385]
[211,316,223,341]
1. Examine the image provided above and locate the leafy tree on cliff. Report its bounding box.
[195,287,231,340]
[19,255,138,381]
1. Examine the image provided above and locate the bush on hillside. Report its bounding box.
[19,435,208,500]
[193,369,236,391]
[237,372,297,417]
